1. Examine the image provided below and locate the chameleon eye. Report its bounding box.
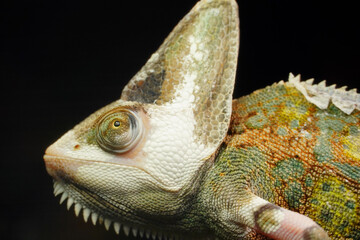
[96,109,143,153]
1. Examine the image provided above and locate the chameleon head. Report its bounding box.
[44,0,239,236]
[44,99,217,229]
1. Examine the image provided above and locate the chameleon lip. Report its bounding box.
[43,153,147,177]
[43,153,145,167]
[43,138,147,169]
[44,154,175,190]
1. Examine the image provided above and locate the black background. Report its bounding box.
[1,0,359,239]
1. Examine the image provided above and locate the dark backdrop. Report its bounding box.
[1,0,359,239]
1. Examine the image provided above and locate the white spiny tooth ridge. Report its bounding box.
[59,192,68,204]
[74,203,82,216]
[339,86,348,91]
[132,227,138,237]
[66,197,74,210]
[329,84,337,90]
[123,225,131,236]
[318,80,326,87]
[54,186,64,196]
[139,228,145,238]
[99,215,104,225]
[146,229,151,239]
[53,182,65,196]
[53,186,59,196]
[53,187,172,239]
[53,188,188,240]
[350,88,358,93]
[305,78,314,85]
[91,212,98,225]
[82,208,91,222]
[152,231,157,240]
[104,218,112,230]
[113,222,121,235]
[273,80,284,87]
[288,73,360,114]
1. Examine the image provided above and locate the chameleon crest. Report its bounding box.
[44,0,359,239]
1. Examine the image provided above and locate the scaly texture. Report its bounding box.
[44,0,359,239]
[121,0,239,146]
[199,75,359,239]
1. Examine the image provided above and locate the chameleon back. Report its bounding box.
[219,77,360,239]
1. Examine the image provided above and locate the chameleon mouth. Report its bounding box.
[52,180,187,240]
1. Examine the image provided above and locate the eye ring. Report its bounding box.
[96,108,144,153]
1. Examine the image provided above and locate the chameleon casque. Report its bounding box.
[44,0,360,239]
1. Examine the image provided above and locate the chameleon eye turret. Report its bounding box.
[96,108,143,153]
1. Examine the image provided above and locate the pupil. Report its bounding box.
[113,120,121,127]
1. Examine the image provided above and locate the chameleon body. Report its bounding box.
[202,75,360,239]
[44,0,359,239]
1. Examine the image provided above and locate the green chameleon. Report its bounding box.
[44,0,359,239]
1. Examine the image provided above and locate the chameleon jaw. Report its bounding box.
[52,180,191,240]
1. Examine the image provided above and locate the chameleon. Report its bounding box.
[44,0,360,239]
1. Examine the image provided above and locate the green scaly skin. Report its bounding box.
[198,82,359,239]
[44,0,359,239]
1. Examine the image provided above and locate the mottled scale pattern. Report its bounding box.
[44,0,360,239]
[210,82,359,239]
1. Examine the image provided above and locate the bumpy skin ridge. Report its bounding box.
[200,80,359,239]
